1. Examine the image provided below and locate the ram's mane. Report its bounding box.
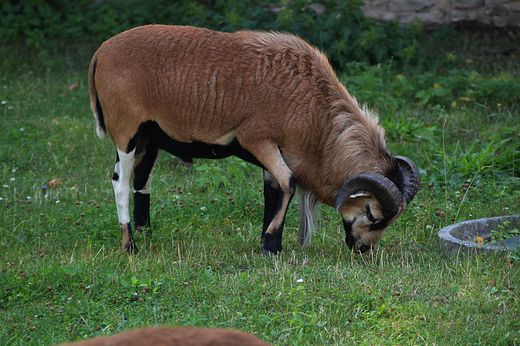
[239,31,323,60]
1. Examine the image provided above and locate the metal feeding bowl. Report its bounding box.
[438,215,520,256]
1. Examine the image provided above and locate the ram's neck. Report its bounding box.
[285,88,394,207]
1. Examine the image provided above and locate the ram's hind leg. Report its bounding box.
[113,148,137,253]
[133,144,160,235]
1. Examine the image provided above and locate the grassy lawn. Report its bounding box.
[1,27,519,345]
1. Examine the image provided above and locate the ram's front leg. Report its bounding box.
[245,142,295,255]
[113,149,138,253]
[261,176,295,254]
[261,170,284,254]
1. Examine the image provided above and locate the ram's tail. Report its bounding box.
[88,59,107,140]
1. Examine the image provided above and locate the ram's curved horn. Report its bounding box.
[335,173,404,218]
[395,156,420,205]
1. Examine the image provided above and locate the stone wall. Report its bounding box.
[361,0,520,27]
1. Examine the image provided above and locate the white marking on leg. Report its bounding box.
[113,148,135,225]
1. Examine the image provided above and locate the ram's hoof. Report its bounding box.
[124,241,139,255]
[261,246,281,256]
[261,233,282,256]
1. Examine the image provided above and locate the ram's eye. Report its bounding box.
[365,205,378,224]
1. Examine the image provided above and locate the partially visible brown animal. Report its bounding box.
[56,326,270,346]
[89,25,420,255]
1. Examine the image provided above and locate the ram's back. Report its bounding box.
[89,25,340,151]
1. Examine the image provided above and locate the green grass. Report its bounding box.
[1,29,520,345]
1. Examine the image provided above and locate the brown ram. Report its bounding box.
[56,326,270,346]
[88,25,420,255]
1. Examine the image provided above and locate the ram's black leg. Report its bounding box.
[133,144,159,235]
[261,170,282,252]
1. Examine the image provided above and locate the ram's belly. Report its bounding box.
[133,121,263,167]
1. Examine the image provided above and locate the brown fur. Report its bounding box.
[89,25,393,207]
[56,327,270,346]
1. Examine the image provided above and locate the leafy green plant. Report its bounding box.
[0,0,422,69]
[383,115,442,144]
[490,221,520,243]
[472,78,520,105]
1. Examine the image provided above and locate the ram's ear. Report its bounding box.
[395,156,420,205]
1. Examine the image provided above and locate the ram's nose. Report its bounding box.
[358,244,371,253]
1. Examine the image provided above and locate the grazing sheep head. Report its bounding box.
[335,157,419,253]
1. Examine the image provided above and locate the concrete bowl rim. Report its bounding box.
[438,214,520,254]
